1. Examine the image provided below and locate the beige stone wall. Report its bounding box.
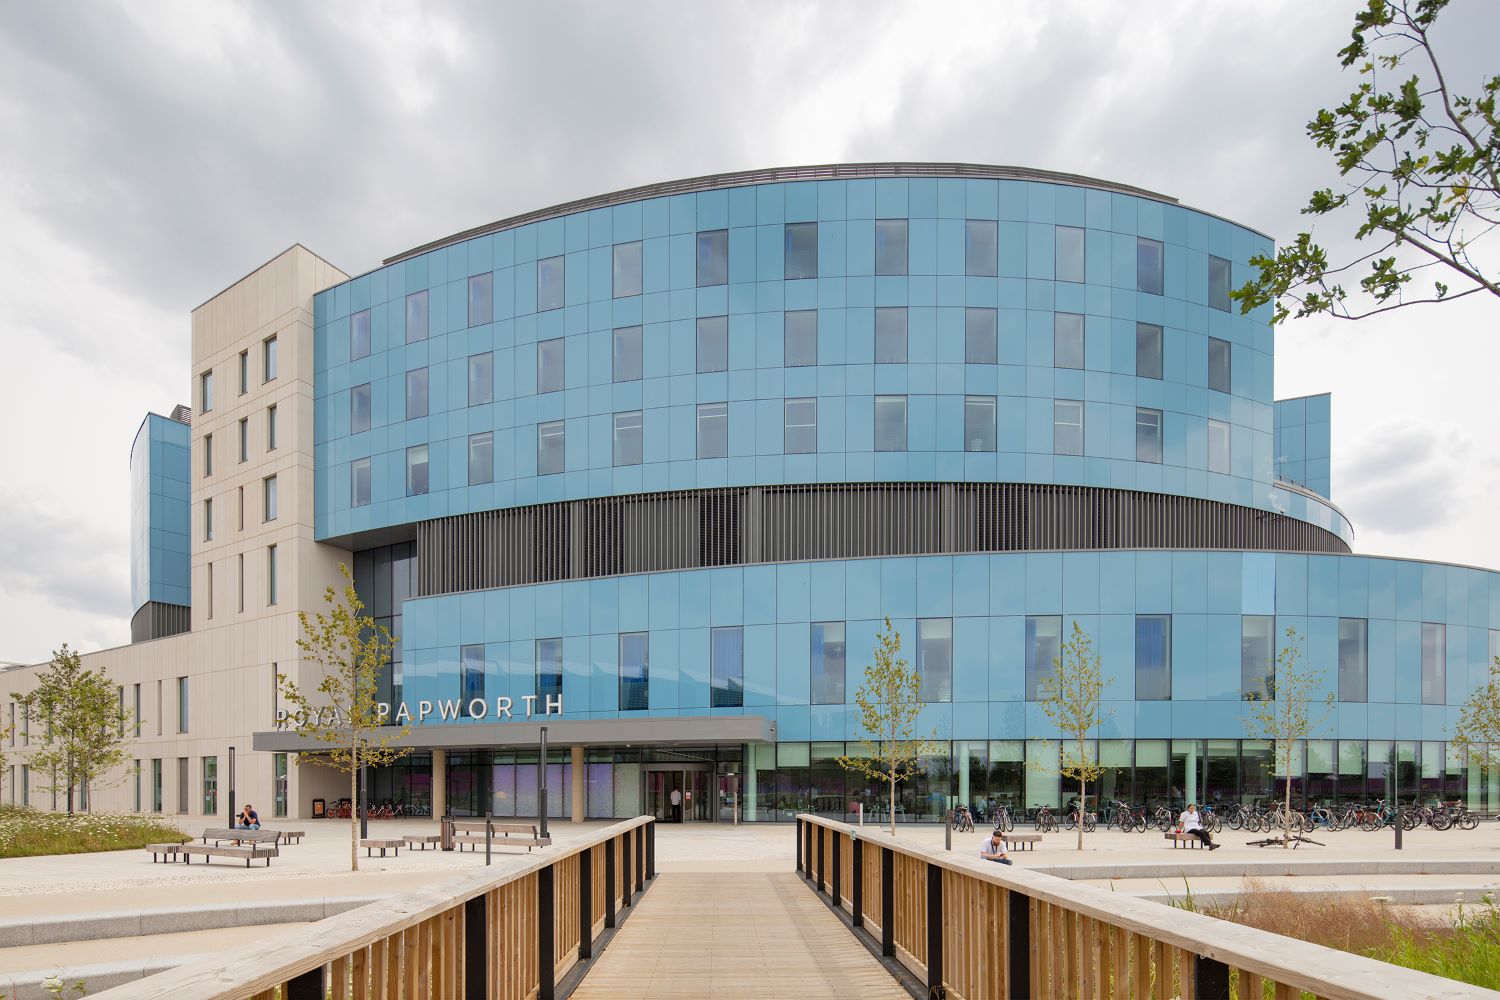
[1,245,353,822]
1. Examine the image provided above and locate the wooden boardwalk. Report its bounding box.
[572,872,908,999]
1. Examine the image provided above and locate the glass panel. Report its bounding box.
[875,219,908,276]
[711,627,744,707]
[537,421,565,475]
[405,368,428,419]
[350,383,371,435]
[351,309,372,358]
[1137,237,1163,295]
[613,763,642,817]
[1306,739,1336,807]
[1135,322,1162,379]
[405,445,429,496]
[1026,740,1060,810]
[1025,615,1062,700]
[467,273,492,327]
[1053,399,1083,456]
[810,622,846,705]
[784,311,817,367]
[1055,225,1085,283]
[696,316,728,373]
[964,308,998,364]
[1136,615,1172,700]
[536,638,563,702]
[965,220,998,277]
[612,241,642,298]
[1208,337,1232,393]
[1208,255,1231,312]
[1208,419,1231,474]
[1204,740,1238,807]
[964,396,996,452]
[468,433,493,485]
[460,644,485,703]
[619,632,649,711]
[1054,312,1084,369]
[874,395,906,452]
[875,307,907,364]
[1241,615,1274,700]
[406,291,428,343]
[697,403,728,459]
[537,255,565,312]
[1338,618,1368,702]
[917,618,952,703]
[784,398,816,455]
[784,222,818,279]
[612,325,643,382]
[1422,623,1446,705]
[586,763,614,818]
[697,230,728,287]
[468,353,493,406]
[537,338,565,393]
[613,411,643,467]
[1135,407,1163,464]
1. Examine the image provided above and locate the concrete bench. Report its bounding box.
[144,843,184,863]
[271,830,305,844]
[451,821,549,853]
[1002,833,1043,851]
[361,838,404,858]
[1165,832,1206,849]
[402,834,441,851]
[200,827,285,846]
[179,841,279,868]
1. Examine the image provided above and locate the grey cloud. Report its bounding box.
[1339,418,1473,534]
[0,491,128,620]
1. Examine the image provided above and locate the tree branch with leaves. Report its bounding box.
[1233,0,1498,324]
[1036,621,1110,851]
[837,618,942,836]
[1450,653,1500,767]
[1243,627,1334,847]
[278,564,411,871]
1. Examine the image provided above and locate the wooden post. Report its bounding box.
[647,819,656,879]
[1195,954,1231,999]
[463,895,486,1000]
[926,862,943,998]
[579,846,593,961]
[831,830,841,908]
[538,863,555,1000]
[880,846,894,958]
[605,835,617,929]
[286,966,324,1000]
[1008,888,1030,999]
[851,836,864,927]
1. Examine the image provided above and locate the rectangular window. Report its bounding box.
[468,432,494,485]
[156,680,162,736]
[273,754,288,818]
[177,676,189,733]
[177,756,189,814]
[468,353,494,406]
[350,383,371,434]
[874,394,907,452]
[965,220,998,277]
[203,433,213,477]
[1136,322,1163,379]
[237,553,244,613]
[613,326,642,382]
[917,618,953,703]
[202,756,217,815]
[204,498,214,541]
[405,367,429,419]
[784,397,817,455]
[1339,618,1368,703]
[1137,237,1164,295]
[810,622,846,705]
[460,644,486,704]
[784,222,818,279]
[406,290,428,343]
[965,308,998,364]
[1025,615,1062,700]
[405,444,429,496]
[784,311,817,367]
[536,638,563,703]
[711,626,744,708]
[132,761,140,811]
[200,370,213,413]
[1208,255,1232,312]
[1054,313,1084,369]
[1241,615,1274,700]
[1135,407,1163,464]
[697,229,728,287]
[262,335,278,382]
[266,405,277,451]
[696,316,728,373]
[1055,225,1085,283]
[151,759,162,812]
[1422,622,1446,706]
[1053,399,1084,456]
[965,396,997,452]
[537,255,565,312]
[1208,337,1231,393]
[875,219,908,276]
[613,411,643,466]
[697,402,728,459]
[351,457,371,507]
[1136,615,1172,700]
[238,350,249,395]
[1207,419,1231,475]
[133,684,141,738]
[537,420,565,475]
[205,561,214,620]
[537,338,565,393]
[619,632,649,711]
[237,486,244,531]
[613,241,642,298]
[352,308,372,358]
[267,544,278,605]
[467,273,493,327]
[874,307,907,364]
[263,475,278,521]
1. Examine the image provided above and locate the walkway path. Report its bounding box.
[571,872,907,999]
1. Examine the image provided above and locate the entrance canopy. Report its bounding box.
[252,713,775,753]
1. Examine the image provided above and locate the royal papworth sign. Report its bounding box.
[275,695,563,730]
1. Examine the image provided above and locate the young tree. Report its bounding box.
[1243,628,1334,848]
[279,564,411,871]
[1035,621,1110,851]
[1233,0,1498,324]
[837,618,942,837]
[10,645,132,815]
[1450,653,1500,765]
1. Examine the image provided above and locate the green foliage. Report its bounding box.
[1451,655,1500,764]
[1233,0,1499,323]
[0,804,188,859]
[279,563,412,870]
[10,645,133,815]
[837,617,941,836]
[1373,894,1500,988]
[1243,628,1334,846]
[1035,621,1110,849]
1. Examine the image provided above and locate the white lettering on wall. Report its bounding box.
[521,694,537,716]
[495,696,512,719]
[467,698,487,720]
[545,694,564,716]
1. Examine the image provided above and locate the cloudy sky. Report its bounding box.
[0,1,1495,664]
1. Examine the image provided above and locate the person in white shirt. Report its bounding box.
[1178,803,1217,850]
[979,831,1012,865]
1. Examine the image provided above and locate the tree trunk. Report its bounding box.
[1077,776,1085,851]
[1282,742,1294,849]
[889,771,896,838]
[350,745,360,872]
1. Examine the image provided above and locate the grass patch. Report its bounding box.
[0,804,190,859]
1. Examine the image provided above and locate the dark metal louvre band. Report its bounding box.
[416,483,1348,598]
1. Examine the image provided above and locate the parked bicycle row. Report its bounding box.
[949,798,1487,833]
[318,798,433,819]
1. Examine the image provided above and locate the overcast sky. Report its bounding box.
[1,1,1495,665]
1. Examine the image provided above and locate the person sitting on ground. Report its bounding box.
[980,830,1012,865]
[1177,803,1216,850]
[237,804,261,830]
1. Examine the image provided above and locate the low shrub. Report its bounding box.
[0,804,190,859]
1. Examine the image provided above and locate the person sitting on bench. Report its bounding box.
[1177,803,1216,850]
[980,830,1012,865]
[237,804,261,830]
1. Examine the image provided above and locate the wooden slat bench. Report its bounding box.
[1002,833,1042,851]
[178,830,281,868]
[1165,831,1206,849]
[361,838,404,858]
[450,820,549,853]
[271,830,305,844]
[402,834,441,851]
[200,827,283,846]
[145,843,184,863]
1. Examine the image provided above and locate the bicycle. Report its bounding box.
[950,805,975,833]
[1065,807,1097,832]
[991,805,1015,833]
[1033,804,1058,833]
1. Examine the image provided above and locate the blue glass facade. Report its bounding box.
[1274,393,1333,499]
[129,411,191,613]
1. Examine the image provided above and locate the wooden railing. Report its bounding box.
[796,814,1490,1000]
[91,816,655,1000]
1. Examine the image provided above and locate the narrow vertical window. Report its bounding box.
[461,644,486,703]
[468,432,494,485]
[467,273,493,327]
[237,417,248,462]
[468,353,494,406]
[917,618,953,703]
[1136,322,1163,379]
[696,316,728,373]
[1135,615,1172,700]
[1055,225,1085,283]
[1207,419,1231,474]
[405,290,428,343]
[1053,399,1084,456]
[266,405,277,451]
[613,241,642,298]
[1241,615,1274,700]
[1135,407,1163,464]
[536,638,563,702]
[266,544,278,606]
[965,396,997,452]
[238,351,249,395]
[202,756,217,815]
[263,475,278,521]
[203,433,213,477]
[537,255,565,312]
[619,632,650,711]
[273,754,288,817]
[965,308,998,364]
[1338,618,1368,703]
[875,219,908,276]
[1208,255,1232,312]
[696,230,728,286]
[810,622,846,705]
[613,411,643,466]
[784,222,818,279]
[784,397,817,455]
[697,402,728,459]
[352,308,373,357]
[874,307,907,364]
[1136,237,1164,295]
[1025,616,1062,700]
[237,553,244,613]
[177,677,189,733]
[1054,313,1084,369]
[405,445,429,496]
[1208,337,1232,393]
[350,383,371,434]
[405,367,429,419]
[613,326,643,382]
[874,395,907,452]
[965,220,998,277]
[237,486,244,531]
[204,498,214,541]
[262,335,278,382]
[1422,622,1446,706]
[537,338,566,393]
[200,370,214,413]
[784,311,817,367]
[351,457,371,507]
[711,626,744,708]
[537,420,565,475]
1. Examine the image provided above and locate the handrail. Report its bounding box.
[796,814,1491,1000]
[91,815,656,1000]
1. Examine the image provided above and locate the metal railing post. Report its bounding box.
[880,846,894,958]
[796,818,803,874]
[647,819,656,879]
[926,862,944,998]
[605,835,617,929]
[538,862,555,1000]
[463,894,487,999]
[1007,889,1030,998]
[816,826,825,894]
[851,835,863,928]
[1195,954,1231,999]
[635,823,645,894]
[285,966,325,1000]
[831,830,841,909]
[579,847,593,961]
[485,812,493,867]
[623,828,634,908]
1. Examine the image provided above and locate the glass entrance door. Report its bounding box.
[644,767,712,822]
